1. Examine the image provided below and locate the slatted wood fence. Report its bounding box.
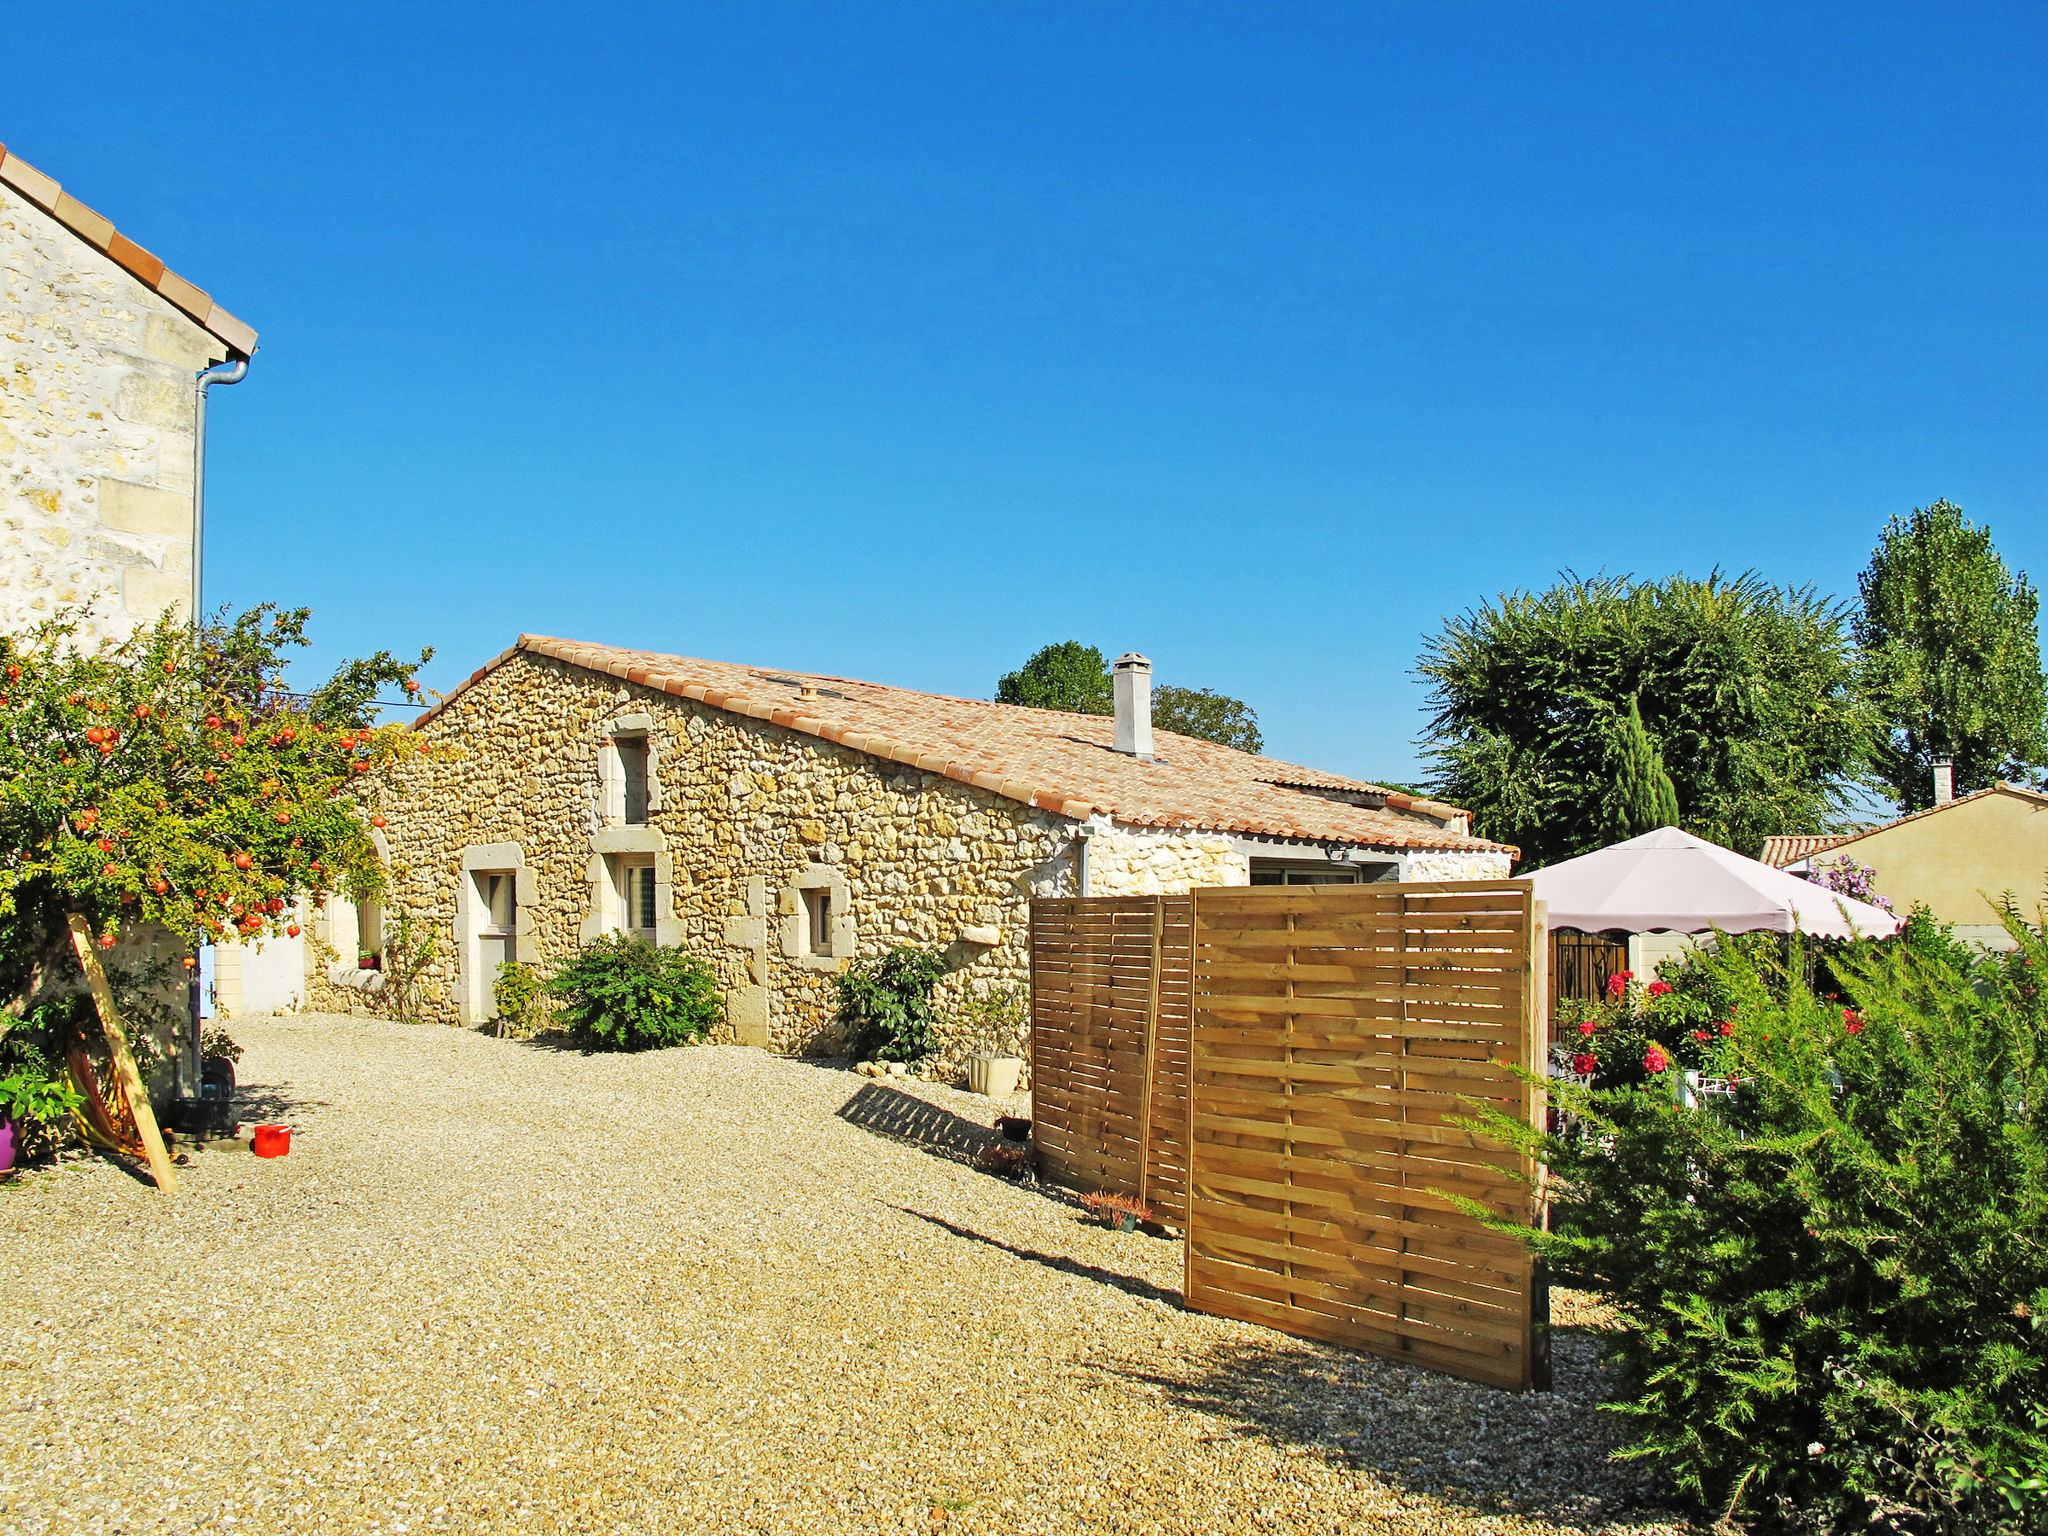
[1184,880,1549,1390]
[1028,896,1194,1223]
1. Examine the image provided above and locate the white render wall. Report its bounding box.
[0,186,229,641]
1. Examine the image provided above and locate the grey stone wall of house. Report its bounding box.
[0,185,229,642]
[304,651,1089,1072]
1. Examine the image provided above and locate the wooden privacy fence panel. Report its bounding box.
[1029,896,1194,1223]
[1185,880,1549,1391]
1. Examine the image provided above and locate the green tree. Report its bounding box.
[995,643,1264,752]
[1419,571,1876,866]
[1151,684,1264,755]
[1855,500,2048,810]
[995,641,1113,714]
[1602,695,1681,841]
[0,606,430,1178]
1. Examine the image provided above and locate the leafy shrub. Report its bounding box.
[0,1030,81,1127]
[955,983,1029,1056]
[1492,912,2048,1532]
[546,934,721,1051]
[491,960,548,1039]
[199,1027,243,1065]
[834,947,947,1063]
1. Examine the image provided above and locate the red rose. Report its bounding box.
[1571,1053,1597,1074]
[1577,1020,1597,1036]
[1606,971,1633,999]
[1718,1021,1733,1036]
[1691,1029,1708,1041]
[1647,981,1673,996]
[1643,1045,1670,1073]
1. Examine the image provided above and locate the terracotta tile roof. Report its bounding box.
[419,635,1512,856]
[1761,782,2048,867]
[1760,834,1852,868]
[0,145,257,357]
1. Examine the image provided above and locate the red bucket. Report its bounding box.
[251,1124,292,1158]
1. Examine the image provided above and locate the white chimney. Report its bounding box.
[1112,652,1153,758]
[1933,755,1954,805]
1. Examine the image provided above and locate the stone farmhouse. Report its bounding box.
[309,636,1515,1066]
[1,144,257,643]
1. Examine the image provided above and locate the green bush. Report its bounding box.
[1492,913,2048,1532]
[545,934,721,1051]
[834,947,947,1063]
[491,960,548,1038]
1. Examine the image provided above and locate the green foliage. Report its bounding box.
[0,606,431,1028]
[835,946,948,1062]
[546,934,721,1050]
[995,643,1264,752]
[1602,695,1682,842]
[1419,570,1877,866]
[491,959,548,1038]
[1856,500,2048,810]
[199,1027,242,1064]
[995,641,1113,714]
[0,1026,81,1127]
[376,906,441,1027]
[954,982,1029,1055]
[1480,915,2048,1531]
[1152,684,1263,754]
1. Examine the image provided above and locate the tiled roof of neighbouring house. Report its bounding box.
[420,635,1514,857]
[1761,782,2048,868]
[1759,833,1853,868]
[0,146,257,357]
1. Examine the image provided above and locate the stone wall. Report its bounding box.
[305,651,1087,1072]
[1398,849,1517,882]
[0,186,228,642]
[1086,824,1249,894]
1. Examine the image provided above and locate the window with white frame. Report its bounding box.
[616,856,658,943]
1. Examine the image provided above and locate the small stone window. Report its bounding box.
[616,735,649,825]
[781,863,853,972]
[802,887,834,957]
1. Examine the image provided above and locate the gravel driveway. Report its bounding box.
[0,1015,1689,1535]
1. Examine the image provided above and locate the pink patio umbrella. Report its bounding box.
[1525,825,1903,940]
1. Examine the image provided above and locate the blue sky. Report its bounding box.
[13,3,2047,781]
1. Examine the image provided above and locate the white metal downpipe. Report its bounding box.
[191,355,250,626]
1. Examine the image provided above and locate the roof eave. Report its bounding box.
[0,146,257,357]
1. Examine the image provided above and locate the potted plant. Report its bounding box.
[1081,1190,1152,1233]
[0,1053,84,1172]
[958,983,1027,1097]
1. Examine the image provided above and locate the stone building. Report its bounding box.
[1,143,257,642]
[310,636,1515,1067]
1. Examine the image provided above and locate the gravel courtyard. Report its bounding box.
[0,1015,1688,1536]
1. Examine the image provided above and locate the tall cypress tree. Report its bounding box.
[1604,696,1682,841]
[1856,501,2048,810]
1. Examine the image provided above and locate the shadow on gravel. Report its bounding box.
[838,1083,996,1168]
[232,1080,331,1123]
[1100,1329,1680,1530]
[893,1206,1184,1308]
